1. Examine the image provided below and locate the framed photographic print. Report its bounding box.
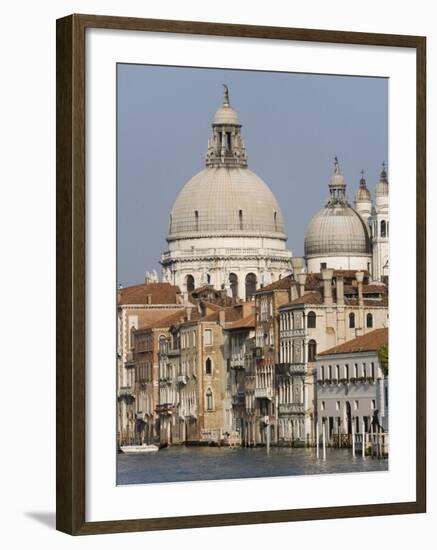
[56,14,426,535]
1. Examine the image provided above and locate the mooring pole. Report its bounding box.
[316,422,319,459]
[362,418,365,458]
[352,416,355,458]
[322,419,326,461]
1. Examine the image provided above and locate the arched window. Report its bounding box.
[186,274,195,292]
[274,211,277,231]
[206,388,213,411]
[366,313,373,328]
[194,210,199,231]
[239,209,243,230]
[381,220,386,238]
[308,339,317,362]
[206,273,211,285]
[349,312,355,329]
[205,357,212,375]
[245,273,257,300]
[307,311,316,328]
[229,273,238,298]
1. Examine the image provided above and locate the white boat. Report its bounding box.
[120,444,159,454]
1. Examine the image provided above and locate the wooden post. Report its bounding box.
[266,424,270,454]
[316,421,319,459]
[370,423,374,457]
[322,419,326,461]
[361,417,365,458]
[352,416,355,458]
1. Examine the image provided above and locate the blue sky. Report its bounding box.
[117,64,388,287]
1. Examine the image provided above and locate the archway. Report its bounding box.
[229,273,239,298]
[245,273,257,300]
[185,274,195,292]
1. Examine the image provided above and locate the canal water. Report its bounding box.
[117,446,388,485]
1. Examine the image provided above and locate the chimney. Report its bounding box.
[355,271,364,306]
[297,272,308,297]
[186,304,194,321]
[321,268,334,305]
[219,309,226,327]
[336,274,344,306]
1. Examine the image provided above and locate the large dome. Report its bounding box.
[168,167,286,241]
[304,204,371,258]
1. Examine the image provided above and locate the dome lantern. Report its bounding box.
[206,85,247,168]
[327,157,348,205]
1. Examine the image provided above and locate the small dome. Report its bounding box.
[376,163,389,197]
[168,167,285,240]
[355,172,371,202]
[356,186,371,201]
[213,105,240,125]
[304,204,371,258]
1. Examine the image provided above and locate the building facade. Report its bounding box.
[315,328,388,445]
[278,269,388,445]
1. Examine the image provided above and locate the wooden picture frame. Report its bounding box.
[56,13,426,535]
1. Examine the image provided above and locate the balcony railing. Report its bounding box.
[230,357,245,369]
[278,403,304,414]
[254,387,273,400]
[167,348,180,357]
[177,374,188,385]
[124,352,135,368]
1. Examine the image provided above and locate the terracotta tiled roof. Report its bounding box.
[118,282,181,305]
[225,313,256,330]
[255,275,295,293]
[279,291,323,308]
[318,328,388,356]
[137,309,188,331]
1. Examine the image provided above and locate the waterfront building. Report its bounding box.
[252,275,301,444]
[315,328,389,444]
[161,86,293,299]
[117,279,183,444]
[223,310,256,442]
[278,268,388,445]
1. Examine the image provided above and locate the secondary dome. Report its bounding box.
[168,167,286,240]
[304,204,371,257]
[305,157,371,260]
[375,162,389,197]
[355,171,371,202]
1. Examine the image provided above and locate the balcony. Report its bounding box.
[124,352,135,368]
[254,387,273,400]
[155,403,176,415]
[230,357,245,369]
[167,348,180,357]
[279,403,304,415]
[118,385,135,398]
[177,374,188,385]
[277,363,305,375]
[231,392,245,407]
